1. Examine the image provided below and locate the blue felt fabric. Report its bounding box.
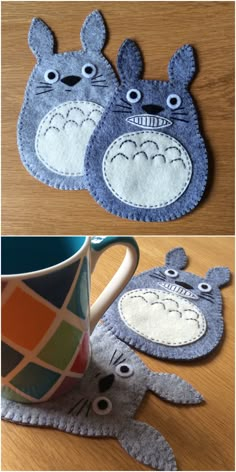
[102,248,230,360]
[85,40,208,221]
[17,11,118,190]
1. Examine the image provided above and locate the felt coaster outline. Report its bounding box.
[17,11,118,190]
[2,323,204,471]
[85,41,208,222]
[102,248,229,360]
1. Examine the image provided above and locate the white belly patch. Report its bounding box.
[102,131,192,208]
[119,288,206,346]
[35,101,104,176]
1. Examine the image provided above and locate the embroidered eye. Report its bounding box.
[44,70,60,84]
[164,268,179,278]
[82,63,97,78]
[126,89,142,104]
[115,363,134,378]
[92,396,112,415]
[166,94,182,110]
[198,282,212,293]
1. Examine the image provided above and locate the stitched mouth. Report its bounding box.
[126,115,172,129]
[158,282,199,300]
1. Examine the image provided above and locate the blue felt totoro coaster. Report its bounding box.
[102,248,230,360]
[18,11,118,190]
[1,323,204,471]
[85,39,208,221]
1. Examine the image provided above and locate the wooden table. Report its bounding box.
[2,236,234,471]
[2,1,235,235]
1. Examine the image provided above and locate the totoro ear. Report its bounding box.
[28,18,55,61]
[80,10,106,52]
[168,44,196,86]
[117,39,143,82]
[205,267,231,287]
[165,247,188,269]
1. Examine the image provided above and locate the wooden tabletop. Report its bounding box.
[2,1,235,235]
[2,236,234,471]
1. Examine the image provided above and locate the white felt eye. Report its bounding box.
[115,363,134,378]
[164,268,179,278]
[198,282,212,293]
[44,70,60,84]
[166,94,182,110]
[82,63,97,78]
[126,89,142,104]
[92,396,112,415]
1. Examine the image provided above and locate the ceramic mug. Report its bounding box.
[1,236,139,403]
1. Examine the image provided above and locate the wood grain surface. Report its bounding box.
[1,236,234,471]
[1,1,235,235]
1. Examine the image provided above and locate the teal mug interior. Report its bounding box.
[1,236,86,275]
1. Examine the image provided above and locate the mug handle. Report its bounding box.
[89,236,139,332]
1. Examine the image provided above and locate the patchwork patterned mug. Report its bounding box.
[1,236,139,403]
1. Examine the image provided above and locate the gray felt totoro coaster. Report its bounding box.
[17,10,118,190]
[1,323,203,471]
[102,247,231,361]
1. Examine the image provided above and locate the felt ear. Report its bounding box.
[117,39,143,82]
[147,373,203,404]
[165,247,188,269]
[28,18,55,61]
[205,267,231,287]
[118,421,177,471]
[168,44,196,86]
[80,10,106,52]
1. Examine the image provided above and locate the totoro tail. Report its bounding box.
[117,420,177,471]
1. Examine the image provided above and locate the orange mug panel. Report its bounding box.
[2,287,56,350]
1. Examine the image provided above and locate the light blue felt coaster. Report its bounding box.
[85,39,208,221]
[102,247,230,360]
[18,11,118,190]
[1,323,204,471]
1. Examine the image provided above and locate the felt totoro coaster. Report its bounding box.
[18,11,118,190]
[1,323,203,471]
[102,248,230,360]
[85,40,208,221]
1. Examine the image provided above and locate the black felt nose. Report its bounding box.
[61,76,81,86]
[142,104,164,115]
[175,281,193,290]
[99,374,115,393]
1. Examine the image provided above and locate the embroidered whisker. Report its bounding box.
[92,73,104,80]
[76,399,89,416]
[120,97,131,106]
[86,401,92,417]
[68,397,84,414]
[38,81,53,86]
[35,90,53,95]
[91,80,107,84]
[110,349,117,365]
[91,84,109,88]
[149,273,165,280]
[113,353,126,366]
[171,117,189,123]
[36,85,53,89]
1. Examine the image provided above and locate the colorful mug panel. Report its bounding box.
[2,256,91,402]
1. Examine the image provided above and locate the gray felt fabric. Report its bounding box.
[17,11,118,190]
[85,40,208,221]
[1,323,203,471]
[102,247,231,360]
